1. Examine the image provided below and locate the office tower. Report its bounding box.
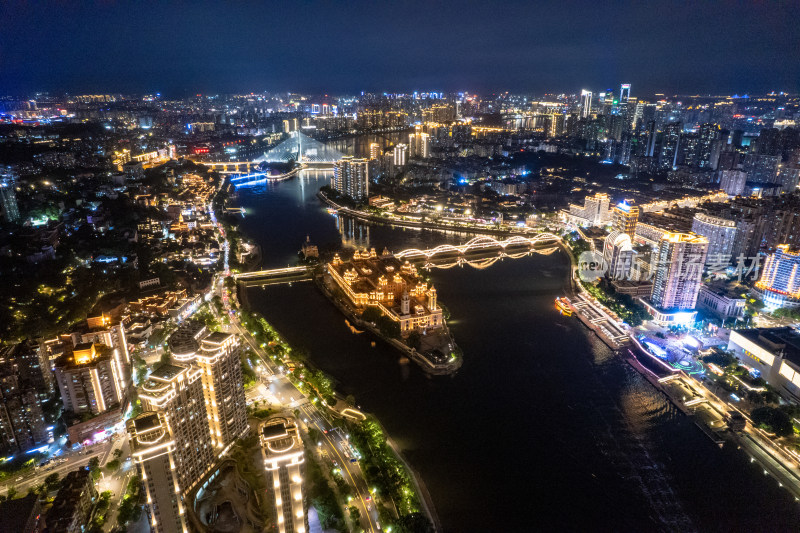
[619,83,631,104]
[369,142,381,160]
[0,171,20,223]
[756,245,800,309]
[260,416,308,533]
[650,233,709,311]
[54,343,123,416]
[333,156,369,201]
[659,122,682,170]
[612,199,639,238]
[603,231,636,280]
[128,412,189,533]
[393,143,408,167]
[580,90,592,119]
[691,213,737,261]
[718,169,747,196]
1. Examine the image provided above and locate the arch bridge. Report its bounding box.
[394,233,562,261]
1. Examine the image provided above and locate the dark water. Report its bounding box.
[236,174,800,532]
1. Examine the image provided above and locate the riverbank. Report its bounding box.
[319,190,548,238]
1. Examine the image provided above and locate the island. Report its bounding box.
[320,247,462,374]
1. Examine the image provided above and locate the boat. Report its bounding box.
[555,297,573,316]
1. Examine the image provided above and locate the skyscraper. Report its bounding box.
[369,142,381,160]
[333,156,369,201]
[755,245,800,310]
[393,144,408,167]
[647,233,709,321]
[54,343,123,416]
[260,416,308,533]
[612,199,639,238]
[139,363,215,487]
[127,412,189,533]
[198,333,247,449]
[659,122,682,170]
[408,132,430,158]
[691,213,737,262]
[580,90,592,119]
[619,83,631,104]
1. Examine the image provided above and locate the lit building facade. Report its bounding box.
[54,343,123,416]
[260,416,308,533]
[645,233,709,323]
[562,193,610,227]
[393,143,408,167]
[612,199,639,238]
[327,249,443,335]
[755,245,800,310]
[728,328,800,402]
[580,90,592,118]
[172,332,248,450]
[128,412,188,533]
[691,212,737,261]
[603,231,636,280]
[333,156,369,201]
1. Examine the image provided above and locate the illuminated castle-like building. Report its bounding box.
[327,248,442,335]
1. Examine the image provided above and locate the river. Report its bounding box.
[233,157,800,531]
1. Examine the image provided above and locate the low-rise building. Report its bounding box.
[728,327,800,402]
[697,281,746,320]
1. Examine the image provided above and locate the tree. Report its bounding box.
[752,406,794,437]
[44,472,60,492]
[113,448,123,459]
[349,505,361,523]
[394,512,435,533]
[105,459,120,472]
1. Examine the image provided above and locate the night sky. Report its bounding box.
[1,1,799,96]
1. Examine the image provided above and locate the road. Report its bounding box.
[212,270,382,532]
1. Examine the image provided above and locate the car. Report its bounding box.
[365,496,371,501]
[350,458,357,463]
[16,476,23,481]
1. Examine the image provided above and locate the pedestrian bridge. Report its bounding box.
[395,233,562,260]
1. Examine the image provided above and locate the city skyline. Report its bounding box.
[2,1,799,96]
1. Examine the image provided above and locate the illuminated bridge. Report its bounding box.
[236,234,563,284]
[395,234,562,261]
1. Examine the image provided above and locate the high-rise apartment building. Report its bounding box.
[128,412,189,533]
[172,332,247,450]
[333,156,369,201]
[260,416,308,533]
[612,199,639,238]
[408,132,430,158]
[393,144,408,167]
[368,142,381,160]
[756,245,800,310]
[54,343,123,416]
[719,169,748,196]
[646,233,709,322]
[691,212,737,261]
